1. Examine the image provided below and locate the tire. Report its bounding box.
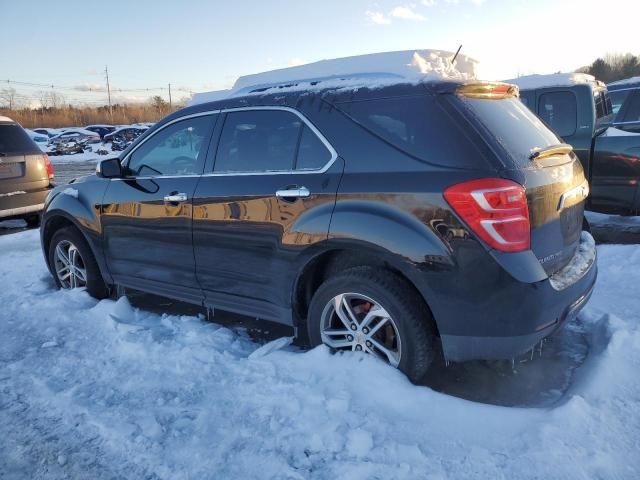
[48,226,109,299]
[24,214,41,228]
[307,266,436,382]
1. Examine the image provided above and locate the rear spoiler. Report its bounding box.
[457,82,519,100]
[529,143,573,161]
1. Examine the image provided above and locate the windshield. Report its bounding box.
[460,96,561,166]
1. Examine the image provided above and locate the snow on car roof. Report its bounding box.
[0,115,14,122]
[51,128,99,137]
[110,125,149,134]
[504,72,598,90]
[189,49,478,106]
[608,76,640,88]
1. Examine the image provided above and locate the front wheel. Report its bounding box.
[307,267,436,382]
[48,227,109,299]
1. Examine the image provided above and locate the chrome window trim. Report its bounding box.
[120,110,222,175]
[203,106,338,177]
[117,106,338,181]
[608,86,640,93]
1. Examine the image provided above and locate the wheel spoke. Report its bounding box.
[333,294,353,330]
[366,316,389,337]
[361,305,388,330]
[56,244,70,266]
[321,335,354,349]
[323,328,351,337]
[341,296,360,326]
[74,267,87,283]
[369,337,400,367]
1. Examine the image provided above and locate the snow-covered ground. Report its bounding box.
[37,142,117,165]
[1,230,639,479]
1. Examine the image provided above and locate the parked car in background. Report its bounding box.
[48,128,101,146]
[25,129,49,143]
[0,116,55,226]
[510,73,640,215]
[608,77,640,132]
[32,128,60,138]
[85,124,116,139]
[102,126,149,151]
[40,55,596,382]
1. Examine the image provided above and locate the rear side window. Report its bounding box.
[335,95,481,168]
[610,90,630,115]
[296,126,332,170]
[461,96,561,166]
[538,91,577,137]
[0,124,39,154]
[621,91,640,123]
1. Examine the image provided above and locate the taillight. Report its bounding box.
[43,154,54,181]
[444,178,530,252]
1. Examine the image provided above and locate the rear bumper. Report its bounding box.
[440,274,596,361]
[409,231,598,362]
[0,188,50,219]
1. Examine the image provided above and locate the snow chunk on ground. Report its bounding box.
[190,49,477,105]
[505,73,597,90]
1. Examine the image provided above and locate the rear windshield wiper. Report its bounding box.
[529,143,573,161]
[0,152,7,157]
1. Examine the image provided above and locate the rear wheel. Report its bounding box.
[307,267,436,382]
[48,227,109,299]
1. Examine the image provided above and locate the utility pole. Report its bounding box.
[105,65,113,121]
[168,83,172,109]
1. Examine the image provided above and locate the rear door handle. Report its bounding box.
[164,192,188,203]
[276,186,310,199]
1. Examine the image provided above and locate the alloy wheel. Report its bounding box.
[53,240,87,289]
[320,292,402,367]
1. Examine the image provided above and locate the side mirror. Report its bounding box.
[96,157,123,178]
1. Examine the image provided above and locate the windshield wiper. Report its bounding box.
[529,144,573,161]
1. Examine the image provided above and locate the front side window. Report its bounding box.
[214,110,303,173]
[127,116,213,177]
[538,91,577,137]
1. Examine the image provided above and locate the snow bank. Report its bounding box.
[0,230,639,479]
[190,49,478,105]
[505,72,597,90]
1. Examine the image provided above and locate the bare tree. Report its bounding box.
[0,87,18,110]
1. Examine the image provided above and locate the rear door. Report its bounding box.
[101,114,217,302]
[192,107,342,323]
[459,95,587,275]
[0,122,49,211]
[590,90,640,213]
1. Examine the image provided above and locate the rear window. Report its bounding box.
[538,91,577,137]
[334,95,482,168]
[610,90,630,115]
[0,124,39,154]
[461,96,561,166]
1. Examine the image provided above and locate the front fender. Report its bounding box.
[41,179,111,283]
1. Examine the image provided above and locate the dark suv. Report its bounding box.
[40,79,596,381]
[1,116,55,226]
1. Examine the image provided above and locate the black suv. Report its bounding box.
[40,80,597,381]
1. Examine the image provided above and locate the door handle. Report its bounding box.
[164,192,188,203]
[275,186,310,199]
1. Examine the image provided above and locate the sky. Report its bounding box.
[1,0,638,105]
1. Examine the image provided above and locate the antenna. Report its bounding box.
[451,44,463,65]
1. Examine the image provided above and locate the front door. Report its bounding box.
[101,114,217,302]
[192,108,342,323]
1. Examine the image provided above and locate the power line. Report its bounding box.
[1,79,194,94]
